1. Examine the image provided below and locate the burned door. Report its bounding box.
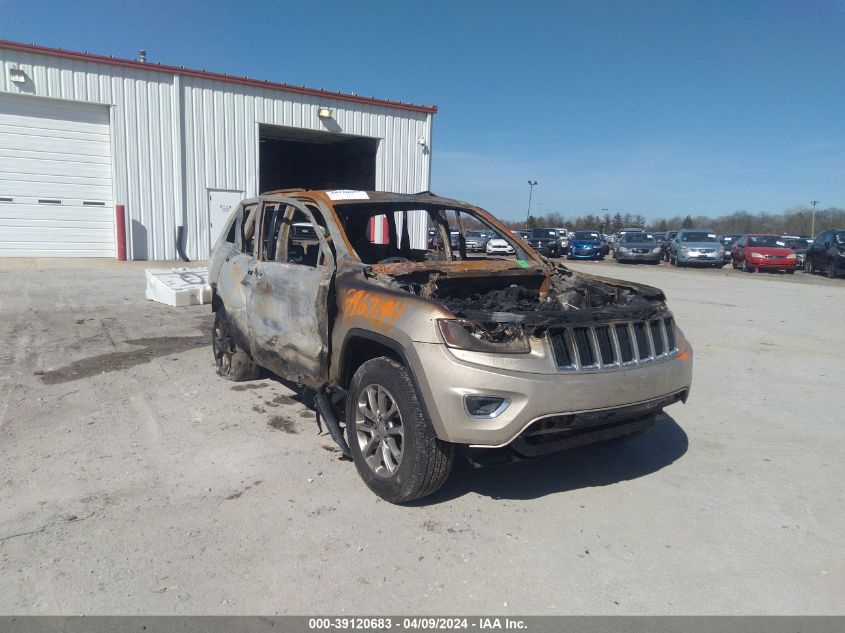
[215,203,259,342]
[244,198,335,388]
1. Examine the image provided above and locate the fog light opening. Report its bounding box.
[464,395,510,419]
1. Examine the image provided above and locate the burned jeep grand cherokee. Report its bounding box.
[209,190,693,503]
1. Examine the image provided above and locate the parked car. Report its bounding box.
[485,237,515,255]
[610,228,645,256]
[668,230,724,267]
[721,234,742,263]
[526,228,565,257]
[511,229,531,240]
[782,237,811,270]
[464,230,490,253]
[566,230,604,260]
[661,231,678,261]
[614,232,663,264]
[804,229,845,278]
[209,190,693,502]
[730,234,797,273]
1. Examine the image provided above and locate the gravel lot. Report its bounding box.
[0,258,842,615]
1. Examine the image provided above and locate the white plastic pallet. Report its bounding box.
[145,267,211,307]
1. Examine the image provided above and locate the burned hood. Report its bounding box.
[365,260,669,333]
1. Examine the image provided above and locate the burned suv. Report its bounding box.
[209,190,693,502]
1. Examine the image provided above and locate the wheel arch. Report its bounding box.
[337,329,411,389]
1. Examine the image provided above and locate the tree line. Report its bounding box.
[502,206,844,237]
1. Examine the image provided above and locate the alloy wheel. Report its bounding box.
[212,318,234,375]
[356,384,404,478]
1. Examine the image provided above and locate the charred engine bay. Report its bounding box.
[388,267,668,334]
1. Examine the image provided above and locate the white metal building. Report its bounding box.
[0,40,435,259]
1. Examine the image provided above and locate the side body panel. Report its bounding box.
[246,260,332,388]
[243,198,336,389]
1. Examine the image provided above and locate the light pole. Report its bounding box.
[525,180,538,229]
[601,208,608,234]
[810,200,819,237]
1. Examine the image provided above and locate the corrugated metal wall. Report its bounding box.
[0,46,432,260]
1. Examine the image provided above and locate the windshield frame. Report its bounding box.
[331,201,539,265]
[621,232,657,244]
[680,231,719,243]
[747,235,789,248]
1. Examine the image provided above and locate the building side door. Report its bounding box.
[208,189,244,251]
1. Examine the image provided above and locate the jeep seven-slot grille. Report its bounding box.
[549,316,678,371]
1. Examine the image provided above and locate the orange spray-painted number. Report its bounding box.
[342,289,407,332]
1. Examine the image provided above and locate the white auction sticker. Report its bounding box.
[326,190,370,201]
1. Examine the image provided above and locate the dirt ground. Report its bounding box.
[0,257,842,615]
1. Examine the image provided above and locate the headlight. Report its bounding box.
[618,247,629,253]
[652,247,661,253]
[438,319,530,354]
[786,253,796,259]
[679,245,689,252]
[749,251,764,258]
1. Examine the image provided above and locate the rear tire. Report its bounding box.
[346,357,454,503]
[212,309,260,381]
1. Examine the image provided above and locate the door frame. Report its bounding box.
[207,188,245,252]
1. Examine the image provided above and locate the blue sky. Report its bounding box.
[3,0,843,221]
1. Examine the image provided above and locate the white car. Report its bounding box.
[486,238,515,255]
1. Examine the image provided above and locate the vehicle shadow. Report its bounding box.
[414,413,688,504]
[256,373,688,504]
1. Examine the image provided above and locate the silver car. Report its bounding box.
[669,229,725,268]
[615,232,663,264]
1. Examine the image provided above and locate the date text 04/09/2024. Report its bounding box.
[308,617,528,630]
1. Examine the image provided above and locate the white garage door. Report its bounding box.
[0,93,115,257]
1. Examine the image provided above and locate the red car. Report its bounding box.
[730,234,797,273]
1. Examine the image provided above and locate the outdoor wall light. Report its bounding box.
[318,106,333,118]
[418,137,426,146]
[9,68,26,83]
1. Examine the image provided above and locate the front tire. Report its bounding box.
[212,309,260,381]
[346,357,454,503]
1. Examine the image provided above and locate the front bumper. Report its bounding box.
[568,247,602,259]
[618,251,662,262]
[677,251,721,264]
[748,258,797,270]
[530,242,558,255]
[409,339,693,447]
